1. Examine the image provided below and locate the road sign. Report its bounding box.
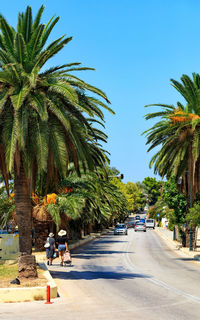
[157,213,160,217]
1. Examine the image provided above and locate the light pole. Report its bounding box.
[30,174,33,252]
[189,180,193,251]
[178,176,193,249]
[173,226,176,241]
[189,220,193,251]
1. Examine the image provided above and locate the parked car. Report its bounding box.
[134,221,146,232]
[114,223,128,235]
[145,219,155,229]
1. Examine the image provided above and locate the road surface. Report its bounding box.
[1,228,200,320]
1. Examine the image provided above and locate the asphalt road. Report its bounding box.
[1,228,200,320]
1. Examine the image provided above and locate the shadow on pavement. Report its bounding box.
[97,240,129,244]
[51,270,151,280]
[174,257,195,262]
[71,250,134,260]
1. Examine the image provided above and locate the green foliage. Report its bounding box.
[107,166,120,176]
[45,167,129,231]
[46,203,61,229]
[162,177,187,225]
[0,264,18,279]
[0,6,114,195]
[0,5,117,260]
[147,178,187,229]
[143,73,200,202]
[142,177,162,206]
[186,203,200,226]
[167,208,177,231]
[111,179,146,212]
[147,196,174,229]
[0,184,15,229]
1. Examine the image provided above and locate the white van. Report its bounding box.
[145,219,155,229]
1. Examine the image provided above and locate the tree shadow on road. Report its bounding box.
[71,250,134,260]
[51,270,151,280]
[96,240,129,244]
[173,257,196,262]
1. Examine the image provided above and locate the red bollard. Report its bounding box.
[45,285,53,304]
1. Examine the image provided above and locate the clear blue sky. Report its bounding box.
[2,1,200,183]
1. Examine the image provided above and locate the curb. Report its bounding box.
[0,262,57,303]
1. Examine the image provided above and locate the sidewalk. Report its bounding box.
[0,227,113,303]
[34,228,113,262]
[155,227,200,262]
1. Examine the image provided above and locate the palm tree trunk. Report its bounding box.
[14,157,37,278]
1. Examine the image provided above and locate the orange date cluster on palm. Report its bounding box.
[59,187,73,193]
[9,193,40,204]
[43,193,57,206]
[170,110,200,123]
[32,193,39,204]
[9,193,15,200]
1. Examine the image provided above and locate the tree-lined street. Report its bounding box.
[1,3,200,319]
[1,229,200,320]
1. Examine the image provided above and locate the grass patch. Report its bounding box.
[0,263,48,288]
[0,264,18,279]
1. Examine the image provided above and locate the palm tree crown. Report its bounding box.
[144,73,200,203]
[0,5,114,189]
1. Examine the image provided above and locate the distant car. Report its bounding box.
[140,218,145,223]
[127,221,135,228]
[145,219,155,229]
[135,215,140,220]
[134,221,146,232]
[114,223,128,235]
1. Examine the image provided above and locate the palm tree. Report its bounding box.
[143,73,200,208]
[0,6,113,277]
[46,168,128,234]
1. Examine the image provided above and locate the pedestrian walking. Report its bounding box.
[56,229,68,266]
[45,232,56,266]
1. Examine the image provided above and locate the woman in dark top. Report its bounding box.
[46,233,56,265]
[57,229,68,266]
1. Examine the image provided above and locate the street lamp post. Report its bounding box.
[178,176,193,250]
[30,174,33,253]
[189,181,193,251]
[190,221,193,251]
[173,226,176,241]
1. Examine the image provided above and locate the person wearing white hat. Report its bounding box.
[56,230,68,266]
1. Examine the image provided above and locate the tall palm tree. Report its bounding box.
[143,73,200,207]
[0,6,113,277]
